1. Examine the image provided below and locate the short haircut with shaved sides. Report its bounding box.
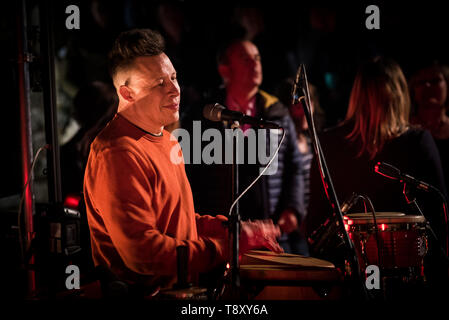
[108,29,165,78]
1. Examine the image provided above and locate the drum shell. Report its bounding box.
[239,251,344,300]
[346,214,428,270]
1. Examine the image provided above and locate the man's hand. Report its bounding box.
[277,209,298,235]
[240,220,283,254]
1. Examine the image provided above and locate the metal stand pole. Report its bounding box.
[230,125,241,292]
[39,0,62,204]
[17,0,36,297]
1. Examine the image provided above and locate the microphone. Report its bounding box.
[374,162,431,192]
[341,192,359,214]
[203,103,281,129]
[291,64,304,105]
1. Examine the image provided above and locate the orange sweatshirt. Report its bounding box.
[84,114,228,288]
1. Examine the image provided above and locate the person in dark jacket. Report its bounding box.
[183,39,307,255]
[409,60,449,196]
[305,57,448,293]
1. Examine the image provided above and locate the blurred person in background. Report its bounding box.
[60,81,118,197]
[185,39,307,255]
[305,57,448,292]
[409,60,449,191]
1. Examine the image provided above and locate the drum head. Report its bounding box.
[240,250,342,283]
[345,212,426,224]
[346,212,405,219]
[242,250,336,268]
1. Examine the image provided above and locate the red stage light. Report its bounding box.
[64,194,81,209]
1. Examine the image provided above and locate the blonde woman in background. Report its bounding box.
[305,57,448,296]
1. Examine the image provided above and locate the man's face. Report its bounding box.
[225,41,263,88]
[412,66,447,109]
[124,54,180,131]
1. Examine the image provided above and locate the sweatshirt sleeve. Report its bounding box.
[196,214,229,261]
[196,214,228,240]
[85,148,225,277]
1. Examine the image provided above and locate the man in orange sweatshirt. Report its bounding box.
[83,29,282,295]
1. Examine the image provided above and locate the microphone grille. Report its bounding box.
[375,162,400,180]
[203,103,224,121]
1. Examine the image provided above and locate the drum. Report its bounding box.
[344,212,428,270]
[239,250,343,300]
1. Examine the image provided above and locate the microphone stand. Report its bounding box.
[402,183,449,265]
[295,64,368,299]
[229,121,241,294]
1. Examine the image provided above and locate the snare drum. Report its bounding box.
[239,250,343,300]
[344,212,428,270]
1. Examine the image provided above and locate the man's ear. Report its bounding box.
[119,85,134,102]
[218,64,230,84]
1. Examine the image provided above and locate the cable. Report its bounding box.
[228,129,286,216]
[358,195,383,269]
[17,144,49,266]
[342,193,382,268]
[444,201,448,257]
[428,185,449,257]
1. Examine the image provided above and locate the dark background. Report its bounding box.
[49,0,449,124]
[2,0,449,200]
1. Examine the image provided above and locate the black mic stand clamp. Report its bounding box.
[402,183,420,211]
